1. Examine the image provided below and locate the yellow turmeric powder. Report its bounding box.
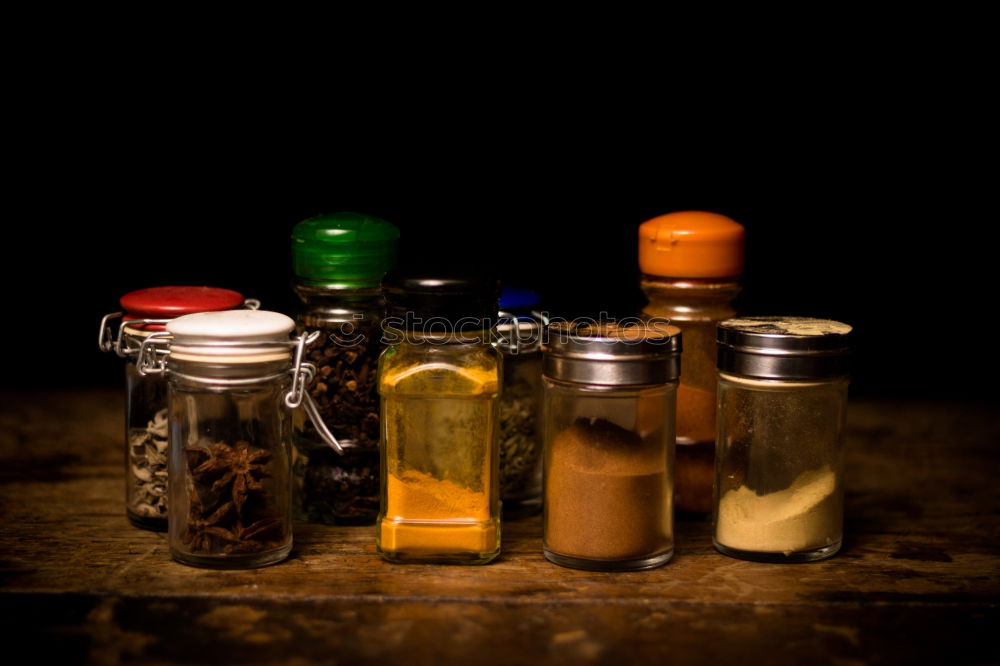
[379,469,497,555]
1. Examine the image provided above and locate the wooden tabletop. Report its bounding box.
[1,390,997,666]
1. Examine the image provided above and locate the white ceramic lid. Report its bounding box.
[166,310,296,363]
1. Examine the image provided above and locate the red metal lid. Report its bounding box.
[120,287,245,331]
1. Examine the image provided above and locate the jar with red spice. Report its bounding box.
[98,286,255,530]
[639,212,744,516]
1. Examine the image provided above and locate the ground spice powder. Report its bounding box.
[716,465,838,554]
[379,469,495,554]
[545,418,670,561]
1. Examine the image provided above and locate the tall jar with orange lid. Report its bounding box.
[639,211,745,516]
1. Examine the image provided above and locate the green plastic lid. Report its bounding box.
[291,212,400,288]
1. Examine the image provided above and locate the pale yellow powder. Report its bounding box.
[716,465,839,554]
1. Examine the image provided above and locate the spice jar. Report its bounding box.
[713,316,851,563]
[290,212,399,525]
[376,271,502,564]
[496,288,546,517]
[136,310,341,569]
[542,321,681,571]
[639,211,744,516]
[97,286,251,531]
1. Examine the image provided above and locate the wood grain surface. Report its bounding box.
[1,390,997,665]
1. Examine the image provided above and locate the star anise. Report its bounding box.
[181,491,235,553]
[191,440,272,513]
[205,518,285,554]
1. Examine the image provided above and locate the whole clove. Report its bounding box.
[295,319,382,524]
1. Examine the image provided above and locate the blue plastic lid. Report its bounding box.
[499,288,541,311]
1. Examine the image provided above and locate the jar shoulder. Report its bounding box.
[379,343,500,395]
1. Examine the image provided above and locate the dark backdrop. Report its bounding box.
[6,139,988,400]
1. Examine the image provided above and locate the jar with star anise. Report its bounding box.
[137,309,341,569]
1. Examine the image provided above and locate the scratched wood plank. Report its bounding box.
[0,390,998,665]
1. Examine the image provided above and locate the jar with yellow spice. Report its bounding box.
[376,271,502,564]
[639,211,744,516]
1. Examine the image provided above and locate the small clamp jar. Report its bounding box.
[495,288,547,517]
[542,321,681,571]
[137,310,342,569]
[713,317,851,563]
[97,286,254,530]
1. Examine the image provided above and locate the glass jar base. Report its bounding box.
[543,548,673,571]
[170,543,292,570]
[712,539,841,563]
[127,511,167,532]
[378,549,500,565]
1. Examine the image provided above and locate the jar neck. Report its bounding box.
[167,356,292,383]
[640,275,741,320]
[640,275,741,297]
[294,283,383,305]
[293,284,385,324]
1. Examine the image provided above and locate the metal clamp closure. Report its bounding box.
[496,310,548,355]
[135,330,344,455]
[284,331,343,454]
[136,332,172,374]
[98,312,123,355]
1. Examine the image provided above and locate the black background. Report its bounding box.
[4,114,989,400]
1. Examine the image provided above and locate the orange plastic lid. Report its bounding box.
[638,211,745,278]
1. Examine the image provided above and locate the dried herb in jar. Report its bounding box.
[127,408,169,521]
[498,366,541,500]
[181,439,286,555]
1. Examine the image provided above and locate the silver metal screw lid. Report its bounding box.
[717,316,852,380]
[543,322,682,386]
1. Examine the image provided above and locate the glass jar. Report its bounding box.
[98,286,249,531]
[496,288,546,518]
[290,212,399,525]
[137,310,339,569]
[713,316,851,563]
[376,272,502,564]
[639,211,744,516]
[542,321,681,571]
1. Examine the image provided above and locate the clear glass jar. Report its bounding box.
[376,272,502,564]
[290,212,399,526]
[713,317,851,563]
[98,286,248,531]
[495,304,545,518]
[123,337,170,529]
[641,278,739,515]
[639,211,744,516]
[542,322,681,571]
[292,285,384,525]
[138,310,333,569]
